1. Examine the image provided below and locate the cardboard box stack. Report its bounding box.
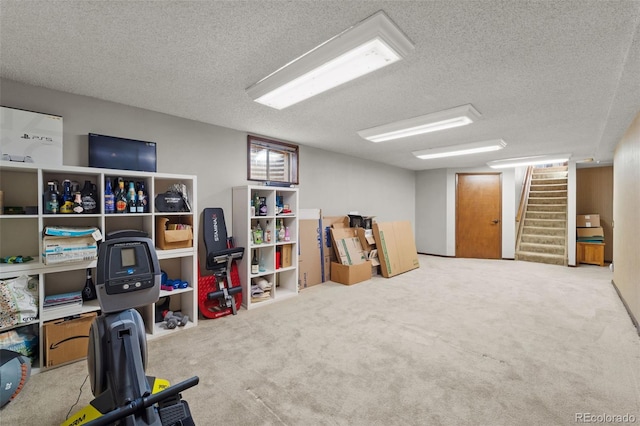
[301,212,419,285]
[330,222,372,285]
[42,226,101,265]
[576,214,604,242]
[348,214,380,274]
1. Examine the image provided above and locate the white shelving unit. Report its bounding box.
[232,185,298,310]
[0,162,198,372]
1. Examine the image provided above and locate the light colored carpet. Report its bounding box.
[3,255,639,425]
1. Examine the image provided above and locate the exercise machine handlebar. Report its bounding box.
[83,376,200,426]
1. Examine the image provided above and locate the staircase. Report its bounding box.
[515,165,568,266]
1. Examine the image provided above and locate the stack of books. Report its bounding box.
[43,291,83,319]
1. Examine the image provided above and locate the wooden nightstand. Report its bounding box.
[576,242,605,266]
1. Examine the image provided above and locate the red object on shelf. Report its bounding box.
[275,251,281,270]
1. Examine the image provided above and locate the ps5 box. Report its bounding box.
[0,106,63,166]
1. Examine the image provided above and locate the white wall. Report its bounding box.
[415,169,447,254]
[0,78,416,232]
[298,145,415,224]
[501,168,516,258]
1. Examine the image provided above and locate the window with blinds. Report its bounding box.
[248,135,299,184]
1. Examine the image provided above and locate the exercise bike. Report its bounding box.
[62,235,198,426]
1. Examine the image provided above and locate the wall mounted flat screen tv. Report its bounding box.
[89,133,157,172]
[88,133,157,172]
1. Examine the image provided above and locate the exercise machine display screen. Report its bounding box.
[96,236,160,314]
[103,241,154,295]
[121,247,136,268]
[106,242,154,294]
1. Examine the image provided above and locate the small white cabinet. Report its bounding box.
[232,185,298,310]
[0,162,198,373]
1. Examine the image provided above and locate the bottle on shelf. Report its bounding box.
[73,192,84,214]
[253,222,263,245]
[253,193,260,216]
[82,268,97,301]
[127,181,137,212]
[251,250,259,274]
[115,178,127,213]
[81,180,97,214]
[136,190,145,213]
[278,220,285,242]
[259,250,266,272]
[258,197,267,216]
[104,178,115,214]
[52,180,61,200]
[137,181,148,212]
[60,179,73,214]
[284,226,290,242]
[43,181,59,214]
[128,197,137,213]
[127,182,137,213]
[112,177,121,198]
[265,220,272,243]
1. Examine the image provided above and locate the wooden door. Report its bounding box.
[456,173,502,259]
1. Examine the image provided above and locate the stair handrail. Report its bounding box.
[515,166,534,248]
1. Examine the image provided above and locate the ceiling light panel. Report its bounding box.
[487,154,571,168]
[412,139,506,160]
[358,104,482,142]
[246,11,414,110]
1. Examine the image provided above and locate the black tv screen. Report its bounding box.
[88,133,157,172]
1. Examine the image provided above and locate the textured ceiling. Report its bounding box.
[1,0,639,171]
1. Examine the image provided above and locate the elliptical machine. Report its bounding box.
[62,235,198,426]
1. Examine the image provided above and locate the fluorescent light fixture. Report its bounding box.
[487,154,571,169]
[576,157,594,163]
[246,11,414,109]
[358,104,482,142]
[412,139,506,160]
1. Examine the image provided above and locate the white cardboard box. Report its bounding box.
[42,236,98,265]
[1,106,63,166]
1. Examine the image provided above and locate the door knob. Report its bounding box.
[492,219,500,224]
